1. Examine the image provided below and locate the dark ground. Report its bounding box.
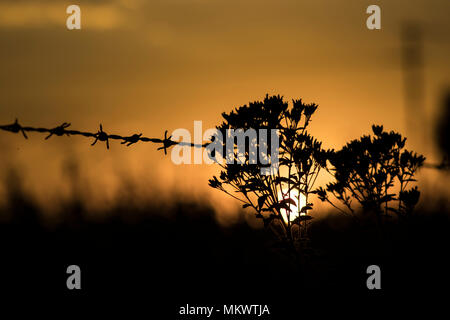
[0,187,448,317]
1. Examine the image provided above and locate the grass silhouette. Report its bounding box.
[0,165,448,307]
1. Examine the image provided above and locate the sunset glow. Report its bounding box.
[278,188,307,223]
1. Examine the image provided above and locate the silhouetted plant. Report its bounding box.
[208,95,331,250]
[316,125,425,222]
[1,95,436,249]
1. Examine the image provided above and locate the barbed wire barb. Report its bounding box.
[0,119,200,154]
[0,119,448,170]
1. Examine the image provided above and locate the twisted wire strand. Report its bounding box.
[0,119,448,170]
[0,119,209,154]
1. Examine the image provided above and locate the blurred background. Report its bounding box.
[0,0,449,225]
[0,0,449,309]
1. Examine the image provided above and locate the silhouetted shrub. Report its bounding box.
[317,125,425,222]
[208,95,332,249]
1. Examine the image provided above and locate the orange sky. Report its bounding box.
[0,0,449,223]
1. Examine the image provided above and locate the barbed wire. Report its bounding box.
[423,161,450,170]
[0,119,209,155]
[0,118,448,170]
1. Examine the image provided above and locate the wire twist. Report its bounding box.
[0,119,189,153]
[0,119,448,170]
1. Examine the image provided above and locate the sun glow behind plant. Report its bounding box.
[278,188,306,223]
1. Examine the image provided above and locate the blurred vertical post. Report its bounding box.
[401,23,427,154]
